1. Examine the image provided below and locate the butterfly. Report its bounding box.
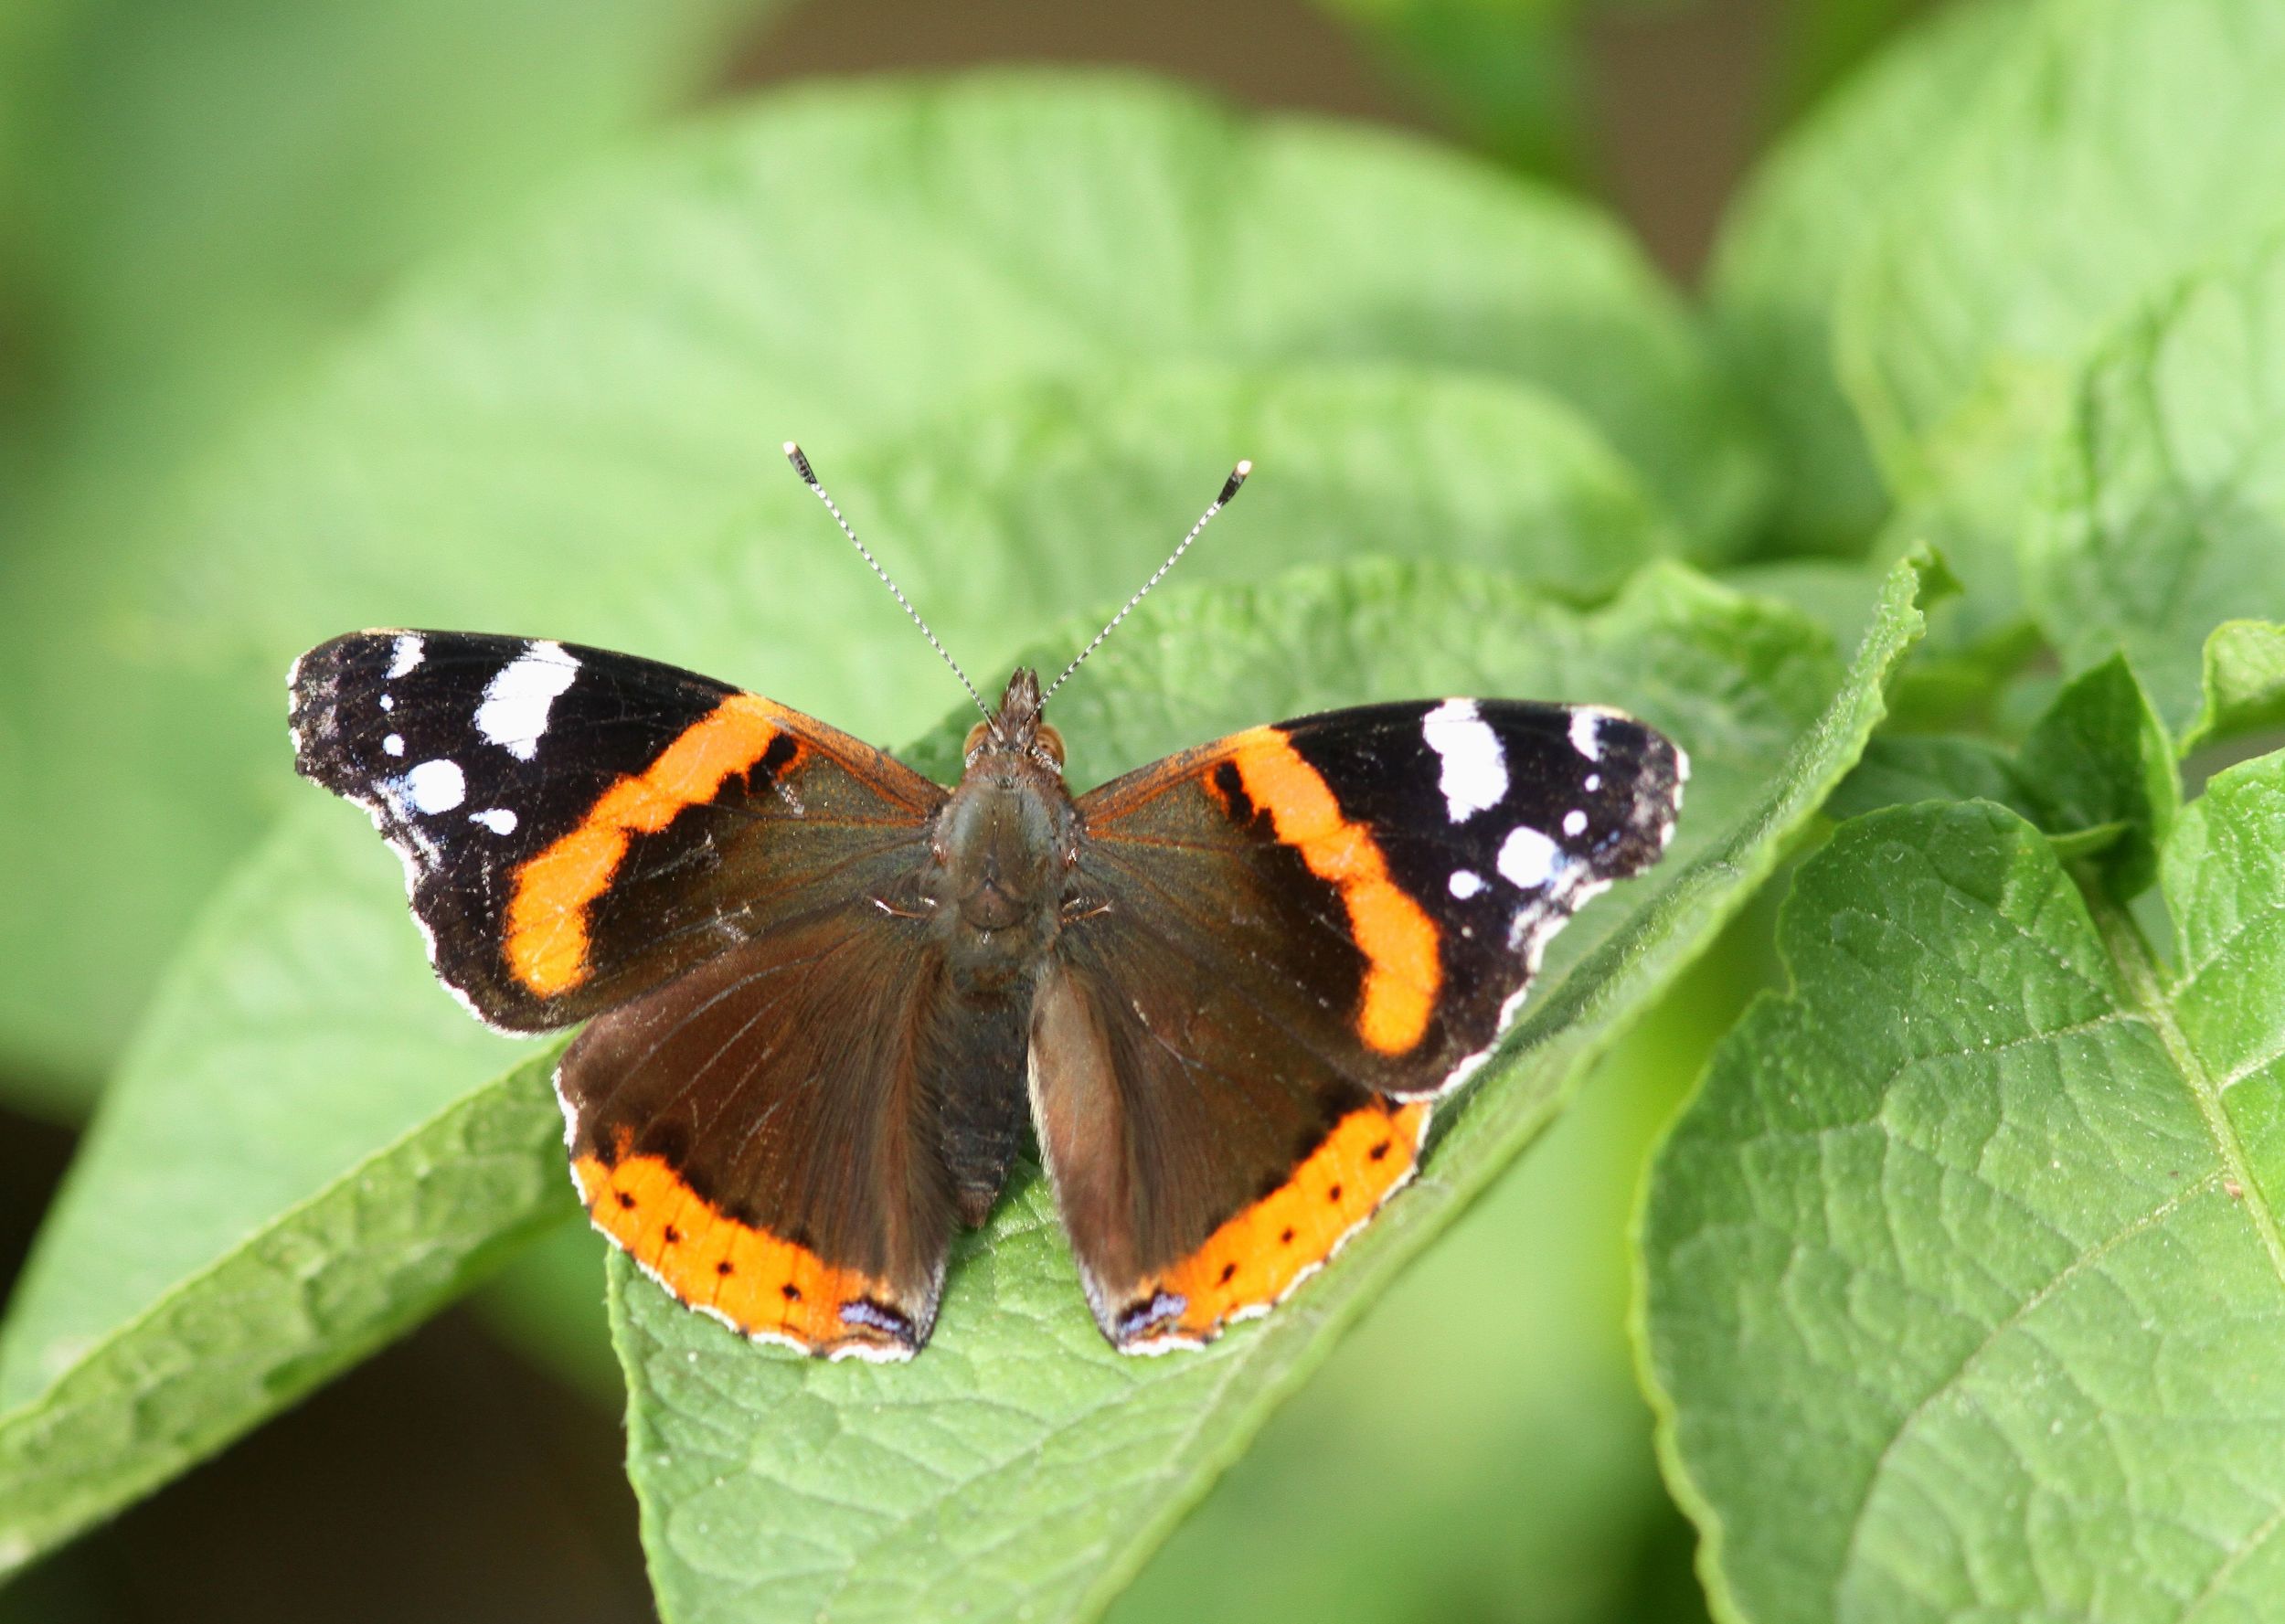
[288,448,1685,1361]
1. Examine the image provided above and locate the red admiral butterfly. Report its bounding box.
[290,449,1685,1361]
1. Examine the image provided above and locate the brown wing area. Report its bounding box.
[557,881,957,1362]
[502,697,946,1027]
[1070,725,1448,1090]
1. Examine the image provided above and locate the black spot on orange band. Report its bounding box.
[573,1133,913,1359]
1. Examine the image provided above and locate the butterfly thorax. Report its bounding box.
[931,669,1078,991]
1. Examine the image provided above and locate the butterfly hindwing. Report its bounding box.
[558,901,976,1363]
[289,630,947,1030]
[1034,699,1684,1351]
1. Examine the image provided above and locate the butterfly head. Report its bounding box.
[963,668,1064,773]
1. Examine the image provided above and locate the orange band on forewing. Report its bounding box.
[1139,1099,1429,1344]
[506,695,800,996]
[1225,728,1440,1054]
[573,1149,909,1356]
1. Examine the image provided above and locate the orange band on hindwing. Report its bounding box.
[1217,727,1441,1054]
[573,1140,914,1358]
[505,695,802,997]
[1125,1099,1430,1348]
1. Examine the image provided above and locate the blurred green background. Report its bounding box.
[0,1,1918,1617]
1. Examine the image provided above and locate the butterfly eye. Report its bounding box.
[1033,724,1066,768]
[962,720,992,757]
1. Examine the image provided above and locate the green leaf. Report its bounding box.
[608,551,1940,1624]
[1707,0,2033,554]
[2015,653,2179,896]
[0,366,1723,1561]
[0,814,530,1407]
[0,70,1763,1099]
[2187,621,2285,756]
[140,364,1678,798]
[1826,656,2178,886]
[1862,422,2057,663]
[2026,230,2285,738]
[0,1049,570,1579]
[1641,767,2285,1623]
[1823,733,2037,826]
[1835,0,2285,568]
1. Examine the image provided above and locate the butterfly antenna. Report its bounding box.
[1045,459,1250,701]
[783,441,991,723]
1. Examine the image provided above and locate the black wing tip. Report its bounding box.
[286,629,437,777]
[1582,711,1686,878]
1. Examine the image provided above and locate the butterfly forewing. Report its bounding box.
[289,631,946,1030]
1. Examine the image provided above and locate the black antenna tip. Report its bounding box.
[1217,459,1253,507]
[783,440,819,486]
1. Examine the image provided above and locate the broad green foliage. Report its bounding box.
[1836,0,2285,581]
[2028,233,2285,737]
[1313,0,1945,186]
[25,0,2285,1613]
[1642,762,2285,1623]
[609,555,1937,1624]
[1824,734,2035,827]
[0,69,1761,1109]
[1312,0,1587,176]
[1707,0,2032,555]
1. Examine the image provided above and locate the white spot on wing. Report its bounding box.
[1422,699,1507,822]
[382,733,404,758]
[475,641,579,761]
[471,807,517,835]
[403,759,465,815]
[1450,869,1487,899]
[1497,825,1561,891]
[1568,708,1605,762]
[1562,808,1588,837]
[378,694,394,712]
[388,633,425,678]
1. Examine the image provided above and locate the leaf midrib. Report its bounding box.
[2087,875,2285,1282]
